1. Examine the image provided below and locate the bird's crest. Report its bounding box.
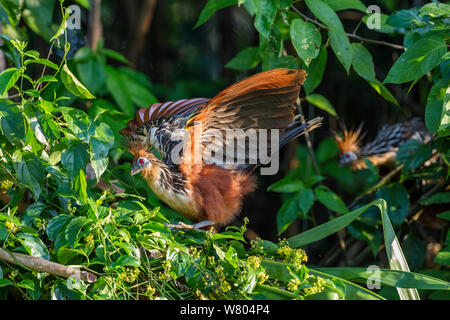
[121,135,153,158]
[333,122,365,154]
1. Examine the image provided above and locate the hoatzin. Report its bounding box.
[334,117,432,171]
[121,68,322,230]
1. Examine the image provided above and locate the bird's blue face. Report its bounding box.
[131,156,150,175]
[339,151,358,167]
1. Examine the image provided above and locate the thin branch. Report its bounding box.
[0,248,97,283]
[296,98,321,176]
[290,5,404,50]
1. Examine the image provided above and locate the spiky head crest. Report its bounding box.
[333,123,365,155]
[122,136,154,159]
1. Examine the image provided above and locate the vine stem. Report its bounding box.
[290,5,405,50]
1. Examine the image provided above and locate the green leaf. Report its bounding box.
[225,47,261,70]
[64,217,91,248]
[119,68,158,108]
[321,0,366,12]
[73,169,88,203]
[61,141,89,179]
[111,255,141,267]
[0,67,20,96]
[351,43,376,82]
[425,79,447,133]
[76,57,106,94]
[0,279,13,288]
[434,247,450,266]
[290,18,321,66]
[24,58,59,70]
[312,267,450,290]
[194,0,238,28]
[59,107,95,143]
[367,79,400,107]
[46,214,72,242]
[306,94,337,117]
[254,0,277,39]
[396,139,433,171]
[297,188,314,216]
[105,66,133,116]
[16,232,49,260]
[384,36,446,84]
[418,3,450,19]
[100,48,130,64]
[253,284,297,300]
[305,0,352,73]
[377,183,409,225]
[268,176,304,193]
[0,101,25,145]
[12,151,44,200]
[362,13,396,34]
[314,185,347,214]
[420,192,450,206]
[60,63,96,99]
[22,0,56,40]
[51,6,71,41]
[277,196,300,234]
[402,234,425,271]
[303,46,327,94]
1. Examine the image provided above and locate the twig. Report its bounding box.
[0,248,97,283]
[290,5,404,50]
[296,98,321,176]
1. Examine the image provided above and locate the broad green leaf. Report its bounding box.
[105,66,133,116]
[100,48,130,64]
[303,46,327,94]
[420,192,450,206]
[434,247,450,266]
[61,141,89,179]
[277,196,300,234]
[225,47,261,70]
[0,67,20,96]
[312,267,450,290]
[111,255,141,267]
[306,94,337,117]
[254,0,277,39]
[64,217,91,248]
[0,101,25,144]
[46,214,72,242]
[73,169,88,203]
[305,0,352,73]
[425,79,447,133]
[120,69,158,108]
[76,57,106,94]
[290,18,321,66]
[321,0,366,12]
[194,0,238,28]
[384,36,446,84]
[314,185,347,214]
[12,150,44,200]
[377,183,409,225]
[396,139,433,171]
[60,63,96,99]
[297,188,314,216]
[418,3,450,19]
[268,176,304,193]
[24,58,59,70]
[23,0,56,40]
[351,43,376,82]
[438,85,450,137]
[367,79,400,107]
[16,232,50,260]
[59,107,94,143]
[362,13,396,34]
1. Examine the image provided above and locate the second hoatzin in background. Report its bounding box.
[121,69,322,230]
[334,117,432,171]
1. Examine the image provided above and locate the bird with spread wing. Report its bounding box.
[121,68,322,230]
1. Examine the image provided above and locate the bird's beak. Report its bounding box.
[131,164,142,176]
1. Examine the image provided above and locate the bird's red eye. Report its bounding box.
[139,158,145,164]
